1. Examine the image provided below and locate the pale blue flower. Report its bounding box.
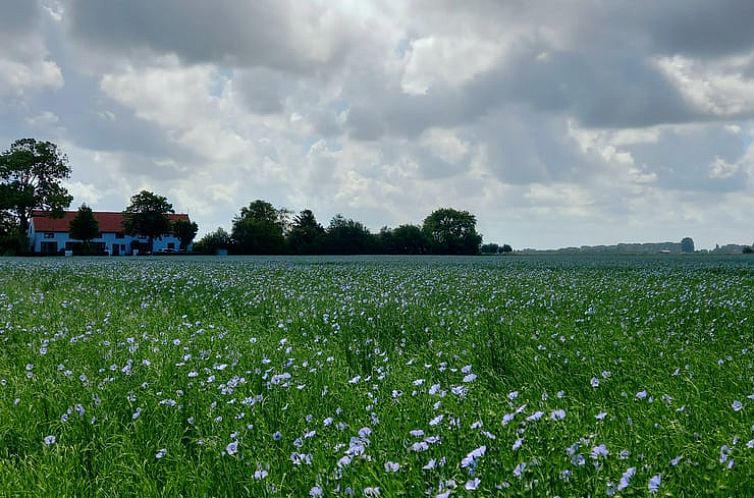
[226,441,239,456]
[464,478,480,490]
[310,485,323,497]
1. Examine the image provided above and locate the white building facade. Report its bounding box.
[29,210,192,255]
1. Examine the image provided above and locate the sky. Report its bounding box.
[2,0,754,250]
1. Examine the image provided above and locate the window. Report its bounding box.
[115,232,125,239]
[167,242,175,250]
[44,232,55,239]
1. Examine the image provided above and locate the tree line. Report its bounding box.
[1,138,497,256]
[194,200,485,255]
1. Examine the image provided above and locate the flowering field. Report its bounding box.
[1,255,754,497]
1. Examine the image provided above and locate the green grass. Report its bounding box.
[1,255,754,496]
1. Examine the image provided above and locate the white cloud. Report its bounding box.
[708,157,739,179]
[655,54,754,117]
[401,36,505,95]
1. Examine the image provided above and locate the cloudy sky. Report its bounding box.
[2,0,754,249]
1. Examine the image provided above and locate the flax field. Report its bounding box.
[1,255,754,497]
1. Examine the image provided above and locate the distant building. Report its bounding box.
[28,210,192,255]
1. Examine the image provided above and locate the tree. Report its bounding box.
[743,246,754,255]
[231,200,289,254]
[286,209,325,254]
[194,227,232,254]
[123,190,174,253]
[69,204,100,253]
[501,244,513,253]
[422,208,483,255]
[0,138,73,235]
[379,224,429,254]
[481,243,500,254]
[324,215,377,254]
[0,210,25,255]
[680,237,695,253]
[172,219,198,251]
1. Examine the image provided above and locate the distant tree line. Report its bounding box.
[522,238,697,255]
[481,243,513,255]
[194,200,490,255]
[0,137,506,257]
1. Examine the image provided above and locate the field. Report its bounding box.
[1,255,754,497]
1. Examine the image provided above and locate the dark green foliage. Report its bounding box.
[0,216,26,255]
[0,138,73,236]
[481,243,513,254]
[323,215,378,254]
[231,200,289,254]
[123,191,174,253]
[130,240,146,254]
[172,220,198,251]
[194,227,232,254]
[286,209,325,255]
[743,246,754,254]
[189,200,488,256]
[422,207,482,255]
[680,237,695,253]
[378,224,429,254]
[69,204,100,250]
[481,243,500,254]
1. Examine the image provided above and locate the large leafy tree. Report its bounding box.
[0,210,25,255]
[231,200,289,254]
[123,190,174,253]
[286,209,325,254]
[173,219,198,251]
[680,237,695,253]
[0,138,73,235]
[194,227,232,254]
[422,208,482,255]
[324,214,377,255]
[69,204,100,253]
[379,224,429,254]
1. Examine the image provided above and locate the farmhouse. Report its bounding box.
[28,210,192,255]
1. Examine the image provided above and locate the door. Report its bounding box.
[111,243,120,256]
[41,241,58,254]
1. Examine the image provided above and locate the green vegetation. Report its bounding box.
[123,191,175,253]
[202,202,489,255]
[68,204,100,253]
[1,255,754,496]
[0,138,73,235]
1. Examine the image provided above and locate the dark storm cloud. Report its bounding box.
[61,0,754,138]
[640,0,754,58]
[345,45,696,142]
[0,0,39,35]
[65,0,353,72]
[627,126,749,192]
[477,109,600,185]
[502,49,699,129]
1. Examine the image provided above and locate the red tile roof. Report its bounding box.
[31,210,189,233]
